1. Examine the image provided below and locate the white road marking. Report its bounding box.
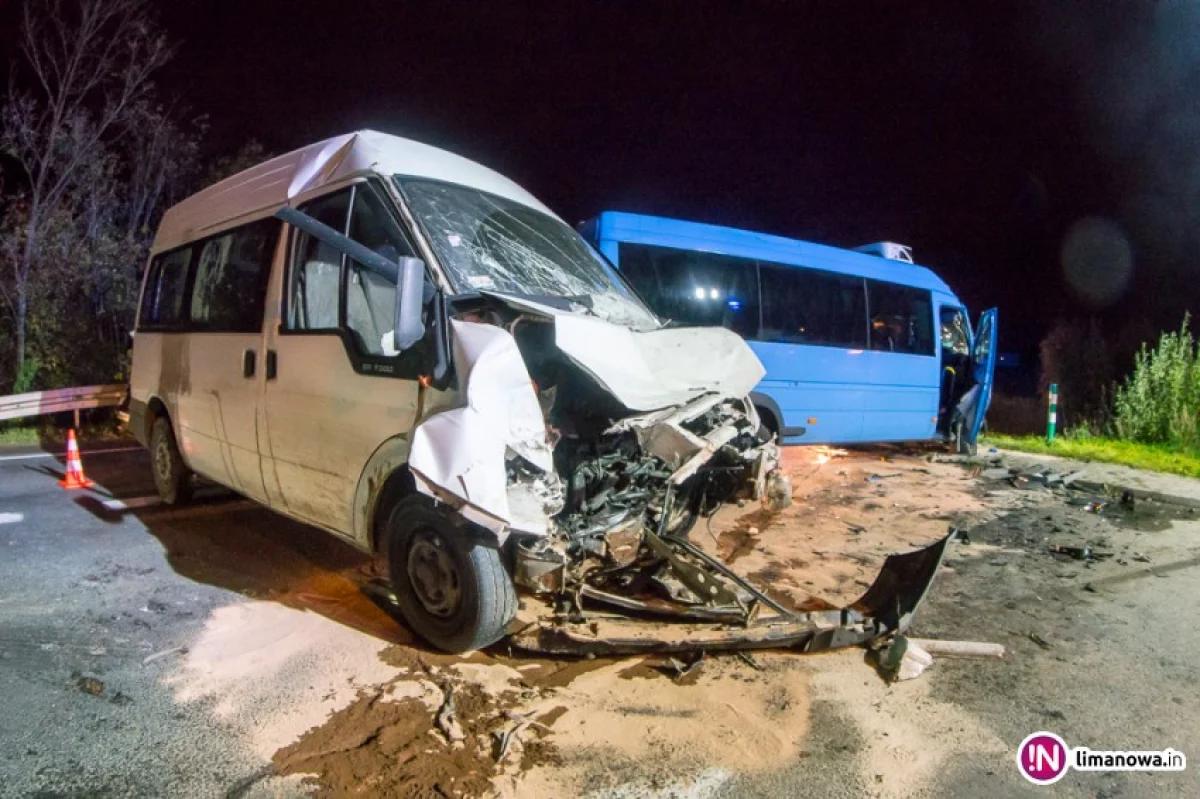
[0,512,23,525]
[0,446,143,462]
[102,496,161,511]
[99,495,259,517]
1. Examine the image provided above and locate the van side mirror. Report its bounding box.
[393,256,426,351]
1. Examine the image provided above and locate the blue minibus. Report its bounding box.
[579,211,997,451]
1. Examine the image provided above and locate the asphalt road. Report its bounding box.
[0,443,380,798]
[1,443,1199,797]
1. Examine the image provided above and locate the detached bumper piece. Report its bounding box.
[509,531,955,656]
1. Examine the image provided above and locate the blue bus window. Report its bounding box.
[617,242,759,337]
[867,280,933,355]
[759,263,867,348]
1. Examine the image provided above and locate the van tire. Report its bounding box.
[383,498,516,653]
[755,407,779,442]
[150,416,193,505]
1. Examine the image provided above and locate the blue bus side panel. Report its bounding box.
[858,352,940,442]
[752,344,939,444]
[750,342,866,444]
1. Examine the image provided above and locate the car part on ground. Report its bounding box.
[508,532,956,656]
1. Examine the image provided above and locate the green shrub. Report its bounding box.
[11,358,39,394]
[1113,315,1200,448]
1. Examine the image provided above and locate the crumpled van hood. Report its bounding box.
[407,295,768,540]
[482,291,765,411]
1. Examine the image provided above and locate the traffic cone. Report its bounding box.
[58,429,94,490]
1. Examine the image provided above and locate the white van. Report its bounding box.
[129,131,781,653]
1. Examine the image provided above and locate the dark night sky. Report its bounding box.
[19,1,1200,361]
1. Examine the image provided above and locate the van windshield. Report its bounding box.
[396,177,658,329]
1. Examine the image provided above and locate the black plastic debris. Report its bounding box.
[1047,544,1113,562]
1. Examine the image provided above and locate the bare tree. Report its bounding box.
[121,102,205,242]
[0,0,171,374]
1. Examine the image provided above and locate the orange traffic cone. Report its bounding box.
[58,429,94,490]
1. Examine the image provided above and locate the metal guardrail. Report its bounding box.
[0,384,127,422]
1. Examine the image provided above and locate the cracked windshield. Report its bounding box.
[398,177,658,329]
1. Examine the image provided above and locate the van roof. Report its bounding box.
[590,211,956,296]
[153,130,555,252]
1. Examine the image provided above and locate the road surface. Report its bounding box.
[1,442,1197,797]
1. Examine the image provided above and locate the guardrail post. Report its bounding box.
[1046,383,1058,443]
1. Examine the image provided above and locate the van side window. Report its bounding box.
[867,281,933,355]
[138,247,193,329]
[616,242,760,337]
[759,264,867,348]
[290,190,351,330]
[287,183,427,371]
[189,218,280,332]
[345,186,417,356]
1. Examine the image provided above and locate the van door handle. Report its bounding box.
[242,349,256,378]
[265,350,278,380]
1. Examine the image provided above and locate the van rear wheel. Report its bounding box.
[150,417,193,505]
[384,499,516,653]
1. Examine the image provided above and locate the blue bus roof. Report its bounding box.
[587,211,957,297]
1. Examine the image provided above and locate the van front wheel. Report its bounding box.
[384,499,516,653]
[150,417,193,505]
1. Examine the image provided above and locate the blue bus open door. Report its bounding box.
[952,308,998,453]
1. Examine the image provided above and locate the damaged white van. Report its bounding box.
[131,131,951,655]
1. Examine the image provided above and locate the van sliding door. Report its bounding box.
[174,218,279,502]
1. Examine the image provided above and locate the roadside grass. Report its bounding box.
[0,425,44,446]
[0,421,129,448]
[985,433,1200,479]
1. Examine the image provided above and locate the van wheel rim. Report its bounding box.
[154,438,171,483]
[407,530,461,618]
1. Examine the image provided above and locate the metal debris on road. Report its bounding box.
[494,710,551,764]
[142,645,188,665]
[908,638,1005,659]
[1047,544,1113,562]
[511,531,957,656]
[435,682,466,745]
[1028,632,1052,649]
